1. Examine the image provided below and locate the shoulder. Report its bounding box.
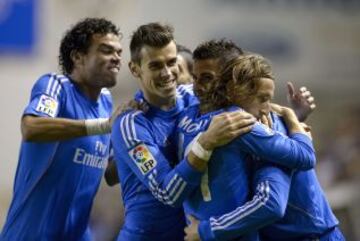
[176,84,198,107]
[112,110,149,148]
[32,73,69,99]
[114,110,147,130]
[226,105,243,112]
[34,73,69,85]
[177,84,194,96]
[99,88,113,107]
[100,88,112,97]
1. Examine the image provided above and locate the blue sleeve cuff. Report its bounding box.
[23,109,49,118]
[175,158,203,185]
[199,220,216,241]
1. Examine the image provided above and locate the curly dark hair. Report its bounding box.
[59,18,121,74]
[130,22,174,64]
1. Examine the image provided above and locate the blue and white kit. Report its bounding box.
[1,73,112,241]
[111,85,201,241]
[177,105,316,241]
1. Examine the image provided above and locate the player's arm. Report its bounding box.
[113,111,207,207]
[189,111,256,171]
[104,146,119,186]
[236,106,316,171]
[105,110,255,186]
[190,164,292,241]
[22,101,124,142]
[22,116,88,142]
[22,74,121,142]
[113,110,255,207]
[21,110,123,142]
[104,159,119,186]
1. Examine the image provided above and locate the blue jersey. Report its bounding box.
[111,85,201,241]
[1,73,112,241]
[258,114,341,241]
[177,105,315,241]
[196,113,341,241]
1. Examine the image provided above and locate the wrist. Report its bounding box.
[85,118,111,135]
[192,133,213,162]
[197,133,214,151]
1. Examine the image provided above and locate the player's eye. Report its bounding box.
[168,58,177,67]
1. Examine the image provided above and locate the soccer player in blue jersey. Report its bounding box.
[179,42,316,241]
[0,18,122,241]
[184,50,343,241]
[110,23,256,241]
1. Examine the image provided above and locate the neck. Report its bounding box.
[69,72,101,101]
[143,91,176,111]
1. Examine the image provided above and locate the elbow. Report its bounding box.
[271,203,286,220]
[104,162,119,186]
[308,153,317,169]
[266,198,286,221]
[298,152,317,171]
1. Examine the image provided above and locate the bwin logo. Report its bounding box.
[178,116,207,134]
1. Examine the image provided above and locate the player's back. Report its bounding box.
[1,73,112,241]
[260,114,339,241]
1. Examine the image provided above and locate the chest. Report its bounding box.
[59,88,110,120]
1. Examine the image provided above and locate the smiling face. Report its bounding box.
[236,77,275,119]
[130,40,179,108]
[81,33,122,89]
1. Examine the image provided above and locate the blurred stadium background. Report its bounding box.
[0,0,359,240]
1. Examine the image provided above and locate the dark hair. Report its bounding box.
[176,44,193,73]
[130,22,174,64]
[193,39,243,65]
[59,18,121,74]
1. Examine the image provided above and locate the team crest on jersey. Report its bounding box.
[129,143,157,175]
[36,95,58,117]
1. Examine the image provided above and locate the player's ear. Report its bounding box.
[71,50,84,68]
[129,61,141,78]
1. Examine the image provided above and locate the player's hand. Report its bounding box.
[260,113,273,129]
[109,100,149,127]
[184,215,201,241]
[198,110,256,150]
[287,82,316,122]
